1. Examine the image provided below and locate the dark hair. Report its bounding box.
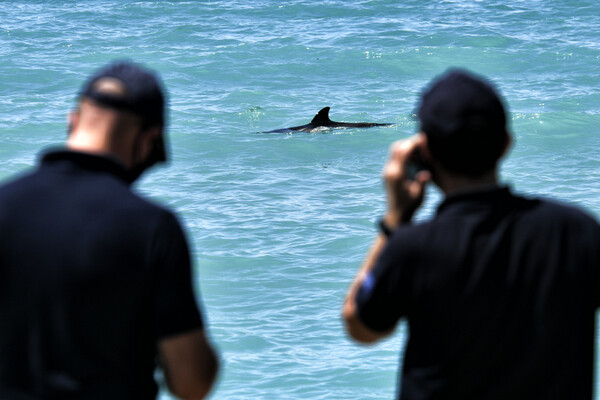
[418,69,509,177]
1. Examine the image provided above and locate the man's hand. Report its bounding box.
[383,134,431,228]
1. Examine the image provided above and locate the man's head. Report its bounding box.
[417,69,510,178]
[69,60,168,181]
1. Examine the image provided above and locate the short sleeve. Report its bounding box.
[355,235,412,332]
[152,212,204,339]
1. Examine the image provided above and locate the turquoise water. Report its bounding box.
[1,1,599,399]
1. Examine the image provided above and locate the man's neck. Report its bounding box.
[437,170,499,197]
[67,127,122,159]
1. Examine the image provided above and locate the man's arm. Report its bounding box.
[342,135,430,344]
[159,329,219,400]
[342,234,393,343]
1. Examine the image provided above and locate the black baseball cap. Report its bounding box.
[417,68,507,140]
[80,60,168,162]
[416,69,509,176]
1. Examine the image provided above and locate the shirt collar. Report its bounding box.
[436,185,513,217]
[40,149,130,184]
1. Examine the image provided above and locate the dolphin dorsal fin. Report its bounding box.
[310,107,332,126]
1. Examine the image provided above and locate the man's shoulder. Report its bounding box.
[132,193,183,229]
[0,159,182,228]
[106,186,184,236]
[395,190,599,246]
[0,166,37,189]
[0,166,50,205]
[521,194,599,228]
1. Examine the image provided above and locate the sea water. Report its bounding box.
[0,1,599,399]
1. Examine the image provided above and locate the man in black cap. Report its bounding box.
[0,61,219,399]
[342,69,599,399]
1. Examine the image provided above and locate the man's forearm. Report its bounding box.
[342,234,390,343]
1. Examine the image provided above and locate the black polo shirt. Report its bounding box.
[357,187,600,400]
[0,150,204,399]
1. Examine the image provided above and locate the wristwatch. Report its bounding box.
[378,218,395,238]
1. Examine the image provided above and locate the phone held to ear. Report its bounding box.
[407,148,429,181]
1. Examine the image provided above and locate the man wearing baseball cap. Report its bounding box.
[343,69,599,399]
[0,61,219,399]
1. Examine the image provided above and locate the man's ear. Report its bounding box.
[67,110,80,137]
[501,131,512,158]
[418,132,432,162]
[141,126,161,147]
[134,126,162,163]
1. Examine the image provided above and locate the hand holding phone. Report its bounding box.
[383,135,431,226]
[407,147,430,181]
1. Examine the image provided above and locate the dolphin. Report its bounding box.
[261,107,393,133]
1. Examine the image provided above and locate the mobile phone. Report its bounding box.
[407,148,429,181]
